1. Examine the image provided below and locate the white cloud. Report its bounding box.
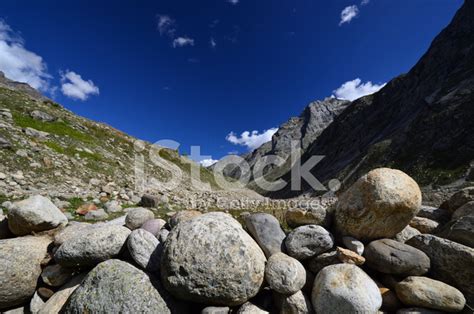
[227,0,239,5]
[210,37,217,48]
[333,78,386,101]
[339,5,359,25]
[226,128,278,151]
[200,158,218,167]
[172,36,195,48]
[157,15,176,37]
[0,20,52,91]
[60,70,99,101]
[361,0,370,5]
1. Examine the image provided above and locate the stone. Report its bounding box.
[127,228,161,272]
[38,274,86,314]
[406,234,474,303]
[53,222,92,246]
[161,212,266,306]
[0,135,11,149]
[54,225,131,267]
[30,110,55,122]
[335,168,421,241]
[311,264,382,313]
[285,225,333,260]
[265,252,306,295]
[377,282,403,312]
[342,236,364,255]
[452,201,474,220]
[75,203,97,215]
[364,239,430,276]
[396,308,443,314]
[37,287,54,299]
[158,228,170,242]
[24,127,49,139]
[336,246,365,265]
[30,291,45,314]
[441,187,474,212]
[0,172,6,180]
[104,200,122,213]
[141,218,166,236]
[139,194,160,208]
[169,210,202,228]
[307,250,340,274]
[84,207,109,220]
[244,213,286,258]
[64,259,185,313]
[409,216,439,234]
[395,276,465,312]
[437,215,474,248]
[201,306,230,314]
[0,236,52,310]
[125,207,154,230]
[285,206,331,228]
[237,302,269,314]
[41,264,73,287]
[418,205,450,223]
[8,195,68,236]
[275,290,313,314]
[394,225,421,243]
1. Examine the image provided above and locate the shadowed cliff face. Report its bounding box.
[269,0,474,198]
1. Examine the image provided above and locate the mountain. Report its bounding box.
[0,72,262,210]
[267,0,474,198]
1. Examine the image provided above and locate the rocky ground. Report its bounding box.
[0,168,472,313]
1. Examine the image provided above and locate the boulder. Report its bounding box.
[437,216,474,248]
[127,228,161,272]
[53,222,92,246]
[54,225,131,267]
[139,194,161,208]
[161,212,266,306]
[342,236,364,255]
[201,307,230,314]
[30,110,56,122]
[364,239,430,276]
[38,274,86,314]
[394,225,421,243]
[244,213,286,258]
[275,290,313,314]
[169,210,202,228]
[452,201,474,220]
[285,206,331,228]
[24,127,49,139]
[64,259,186,313]
[0,135,11,149]
[0,236,52,310]
[265,252,306,295]
[409,217,439,234]
[335,168,421,241]
[285,225,333,260]
[41,264,73,287]
[237,302,269,314]
[8,195,67,235]
[311,264,382,313]
[441,187,474,212]
[141,218,166,236]
[84,207,109,221]
[307,250,339,274]
[104,200,122,213]
[125,207,154,230]
[395,276,465,312]
[159,228,170,242]
[406,235,474,304]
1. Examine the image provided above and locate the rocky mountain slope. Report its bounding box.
[268,0,474,198]
[0,73,263,214]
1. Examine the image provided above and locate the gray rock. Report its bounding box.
[342,236,364,255]
[335,168,421,241]
[201,306,230,314]
[418,205,450,223]
[64,259,185,313]
[158,228,170,242]
[409,216,439,234]
[275,290,313,314]
[54,225,131,267]
[244,213,286,258]
[0,236,52,310]
[8,195,68,236]
[125,207,154,230]
[311,264,382,314]
[141,218,166,236]
[395,276,465,312]
[169,210,202,228]
[38,274,86,314]
[285,206,331,228]
[139,194,160,208]
[24,127,49,139]
[84,207,109,220]
[307,250,340,274]
[53,222,92,246]
[30,291,45,314]
[452,201,474,220]
[127,228,161,272]
[236,302,269,314]
[396,308,443,314]
[285,225,333,260]
[394,225,421,243]
[30,110,56,122]
[265,252,306,295]
[406,234,474,304]
[161,212,266,306]
[0,135,11,149]
[41,264,73,287]
[364,239,430,276]
[441,187,474,212]
[104,200,122,213]
[437,215,474,248]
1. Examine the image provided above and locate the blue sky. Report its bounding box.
[0,0,463,164]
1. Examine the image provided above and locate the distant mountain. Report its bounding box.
[268,0,474,198]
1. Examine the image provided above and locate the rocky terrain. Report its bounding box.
[0,168,473,313]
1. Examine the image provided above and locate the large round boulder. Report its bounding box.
[311,264,382,313]
[364,239,430,276]
[54,225,130,267]
[8,195,67,236]
[335,168,421,241]
[127,228,161,272]
[63,259,186,313]
[244,213,286,258]
[285,225,334,260]
[264,252,306,295]
[0,236,52,310]
[161,212,266,306]
[125,207,154,230]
